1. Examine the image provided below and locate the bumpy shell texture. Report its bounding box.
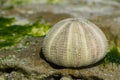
[42,18,108,68]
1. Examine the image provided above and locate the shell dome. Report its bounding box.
[42,18,108,68]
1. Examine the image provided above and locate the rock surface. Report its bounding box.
[0,0,120,80]
[0,37,120,80]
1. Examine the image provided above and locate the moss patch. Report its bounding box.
[104,44,120,64]
[47,0,62,4]
[0,17,50,49]
[0,0,62,6]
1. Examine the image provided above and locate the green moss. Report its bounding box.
[0,0,32,6]
[104,44,120,64]
[28,22,50,37]
[0,0,62,6]
[115,0,120,3]
[0,17,15,26]
[0,17,50,49]
[47,0,62,4]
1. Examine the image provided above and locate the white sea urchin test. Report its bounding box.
[42,18,108,68]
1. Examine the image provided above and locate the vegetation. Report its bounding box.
[47,0,62,4]
[0,0,62,6]
[0,17,50,49]
[104,39,120,64]
[0,0,62,10]
[115,0,120,3]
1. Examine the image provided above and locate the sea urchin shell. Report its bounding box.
[42,18,108,68]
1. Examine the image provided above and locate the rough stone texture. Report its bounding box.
[0,37,120,80]
[0,0,120,80]
[60,76,72,80]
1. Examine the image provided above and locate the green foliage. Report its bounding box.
[0,17,50,48]
[104,45,120,64]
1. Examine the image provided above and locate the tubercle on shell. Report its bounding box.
[42,18,108,68]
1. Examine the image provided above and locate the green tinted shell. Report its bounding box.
[42,18,108,68]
